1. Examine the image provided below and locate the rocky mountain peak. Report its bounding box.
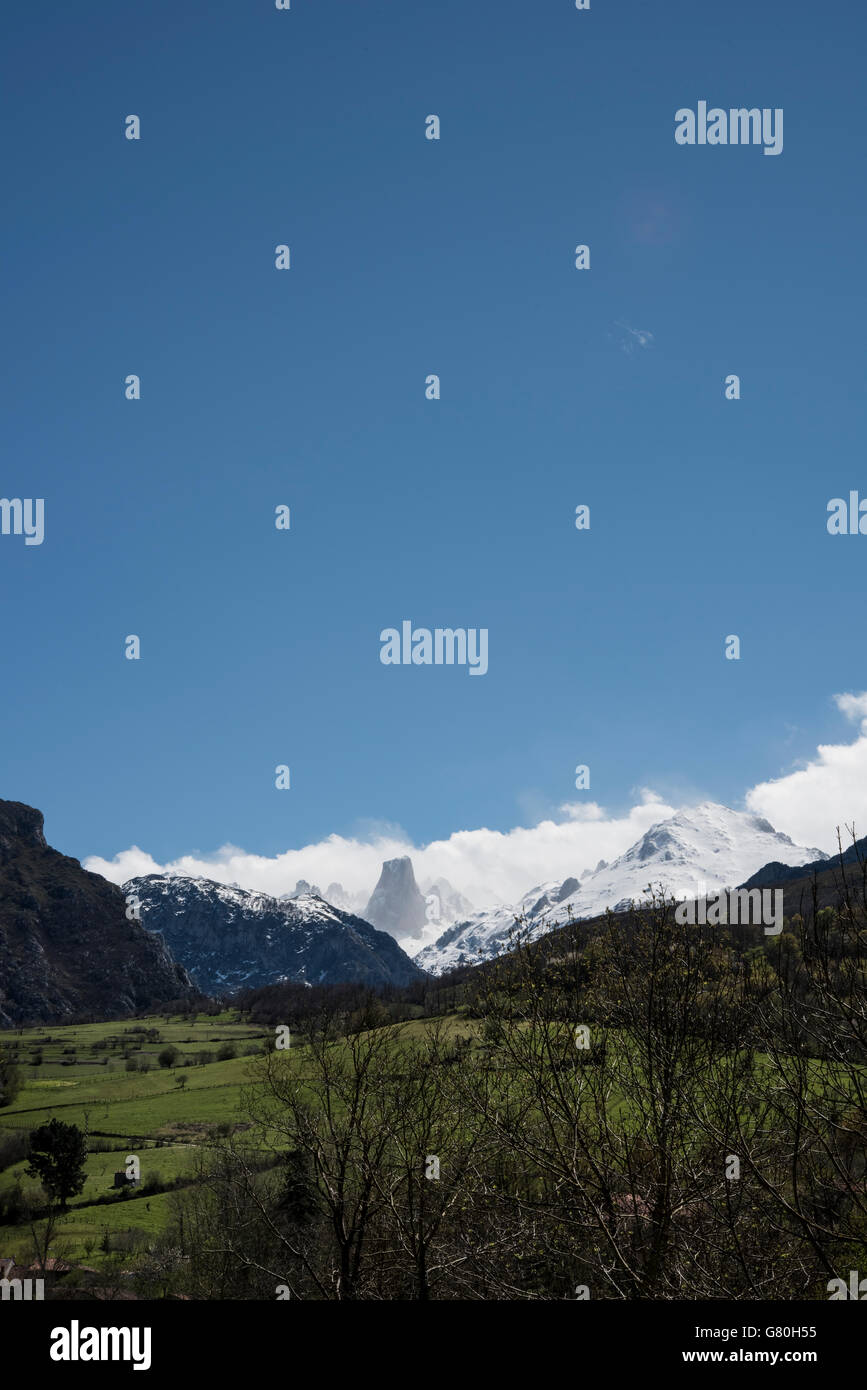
[0,799,48,864]
[0,799,194,1025]
[364,856,428,940]
[414,804,828,976]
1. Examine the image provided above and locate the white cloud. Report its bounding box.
[557,801,607,822]
[612,321,654,354]
[85,790,674,912]
[85,697,867,925]
[745,692,867,850]
[832,692,867,729]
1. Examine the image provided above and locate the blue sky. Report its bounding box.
[3,0,866,888]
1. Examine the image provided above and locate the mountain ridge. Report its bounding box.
[740,833,867,888]
[0,799,195,1026]
[125,872,424,993]
[414,803,827,975]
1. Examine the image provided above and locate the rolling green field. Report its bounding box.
[0,1010,274,1267]
[6,1005,834,1281]
[0,1009,479,1270]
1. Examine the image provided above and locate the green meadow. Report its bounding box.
[1,999,853,1288]
[0,1007,492,1269]
[0,1010,273,1267]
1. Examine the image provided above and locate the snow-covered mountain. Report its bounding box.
[281,878,323,900]
[125,874,423,994]
[421,876,475,925]
[414,804,827,975]
[324,881,369,915]
[412,880,579,976]
[280,880,369,917]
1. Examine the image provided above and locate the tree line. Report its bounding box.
[139,861,867,1300]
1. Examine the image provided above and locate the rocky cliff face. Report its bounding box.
[364,857,428,941]
[0,800,195,1026]
[125,874,425,993]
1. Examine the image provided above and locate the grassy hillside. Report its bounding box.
[2,886,866,1300]
[0,1008,479,1271]
[0,1010,270,1267]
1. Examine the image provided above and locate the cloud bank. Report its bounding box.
[85,695,867,913]
[85,793,674,909]
[746,693,867,849]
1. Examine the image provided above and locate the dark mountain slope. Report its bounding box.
[0,800,194,1026]
[739,835,867,914]
[125,874,425,994]
[741,834,867,889]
